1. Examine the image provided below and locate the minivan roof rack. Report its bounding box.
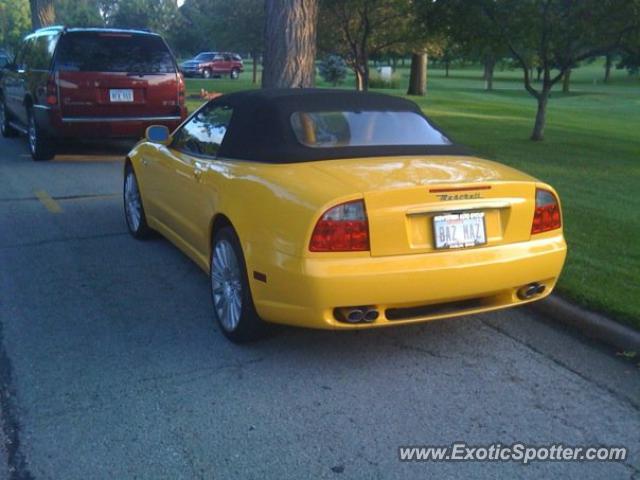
[35,25,66,33]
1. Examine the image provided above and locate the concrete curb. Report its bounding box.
[529,295,640,352]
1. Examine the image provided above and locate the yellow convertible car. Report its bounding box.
[123,89,566,342]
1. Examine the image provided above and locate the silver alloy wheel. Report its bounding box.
[28,114,37,154]
[203,69,211,79]
[211,239,243,331]
[124,171,142,232]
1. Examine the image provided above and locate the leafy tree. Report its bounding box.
[0,0,31,53]
[30,0,55,29]
[319,0,413,91]
[484,0,639,140]
[109,0,178,33]
[618,26,640,75]
[207,0,264,84]
[415,0,507,91]
[263,0,318,88]
[55,0,104,27]
[167,0,212,54]
[319,54,348,85]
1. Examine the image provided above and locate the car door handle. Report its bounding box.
[141,158,149,166]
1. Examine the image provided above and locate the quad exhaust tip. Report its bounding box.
[336,306,380,324]
[517,282,546,300]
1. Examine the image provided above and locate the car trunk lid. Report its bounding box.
[310,156,538,256]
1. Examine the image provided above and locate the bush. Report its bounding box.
[368,71,401,89]
[319,55,348,86]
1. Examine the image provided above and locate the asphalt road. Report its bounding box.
[1,133,639,480]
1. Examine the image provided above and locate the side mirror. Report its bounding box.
[145,125,171,145]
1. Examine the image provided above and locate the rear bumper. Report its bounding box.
[251,234,567,329]
[36,107,186,139]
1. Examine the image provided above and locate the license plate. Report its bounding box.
[433,212,486,249]
[109,89,134,102]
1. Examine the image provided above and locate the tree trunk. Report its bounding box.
[536,67,542,81]
[562,69,571,93]
[604,54,612,83]
[354,60,369,91]
[262,0,318,88]
[251,51,259,84]
[391,55,398,72]
[531,91,549,141]
[30,0,55,29]
[401,57,405,66]
[483,56,495,91]
[407,52,427,96]
[355,68,365,91]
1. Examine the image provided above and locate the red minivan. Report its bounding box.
[0,27,187,161]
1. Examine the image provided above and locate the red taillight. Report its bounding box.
[46,74,57,106]
[177,73,186,106]
[309,200,370,252]
[531,188,561,234]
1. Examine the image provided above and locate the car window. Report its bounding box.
[290,111,452,147]
[30,34,58,70]
[54,32,175,73]
[14,39,32,70]
[213,55,224,61]
[172,104,233,157]
[224,54,231,61]
[195,53,214,61]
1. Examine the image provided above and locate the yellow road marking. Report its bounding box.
[34,190,63,213]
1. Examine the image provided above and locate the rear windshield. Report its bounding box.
[54,32,175,73]
[290,111,451,148]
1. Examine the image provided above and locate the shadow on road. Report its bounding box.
[51,139,135,163]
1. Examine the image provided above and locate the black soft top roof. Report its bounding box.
[212,89,469,163]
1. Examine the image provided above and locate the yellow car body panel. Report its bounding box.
[128,143,567,330]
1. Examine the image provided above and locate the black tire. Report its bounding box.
[202,68,212,79]
[230,69,240,80]
[210,226,268,343]
[123,164,152,239]
[0,99,18,138]
[27,108,55,161]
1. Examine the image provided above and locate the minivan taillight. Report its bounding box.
[177,72,186,107]
[309,200,370,252]
[531,188,561,234]
[46,75,58,106]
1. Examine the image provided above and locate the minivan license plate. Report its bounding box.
[433,212,486,249]
[109,89,134,102]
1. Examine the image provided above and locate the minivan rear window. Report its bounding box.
[54,32,175,73]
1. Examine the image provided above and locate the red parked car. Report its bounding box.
[180,52,244,79]
[0,27,187,161]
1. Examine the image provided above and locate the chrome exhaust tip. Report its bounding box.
[337,308,365,323]
[336,306,379,323]
[517,282,546,300]
[363,308,379,323]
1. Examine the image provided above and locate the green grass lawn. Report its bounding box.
[184,60,640,328]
